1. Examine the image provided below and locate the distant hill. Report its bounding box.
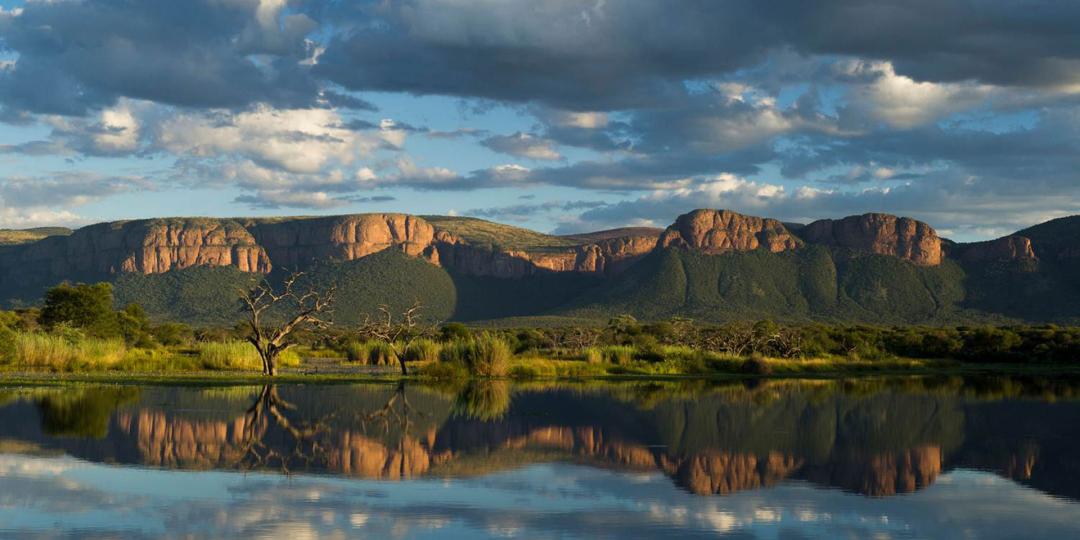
[1,210,1077,325]
[0,227,72,246]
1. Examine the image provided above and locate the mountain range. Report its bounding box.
[1,209,1077,325]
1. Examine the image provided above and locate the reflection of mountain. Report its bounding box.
[0,380,1078,500]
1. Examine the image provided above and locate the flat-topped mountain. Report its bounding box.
[1,210,1077,324]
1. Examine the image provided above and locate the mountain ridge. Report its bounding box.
[2,209,1078,324]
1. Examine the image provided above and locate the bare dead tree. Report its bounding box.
[357,301,436,376]
[239,272,336,376]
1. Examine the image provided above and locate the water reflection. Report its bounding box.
[1,376,1080,537]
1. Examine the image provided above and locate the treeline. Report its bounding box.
[4,281,1080,375]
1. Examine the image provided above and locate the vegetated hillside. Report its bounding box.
[949,216,1080,323]
[115,249,458,326]
[0,227,73,246]
[563,246,979,324]
[423,215,577,250]
[5,210,1080,325]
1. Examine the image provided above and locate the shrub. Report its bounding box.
[0,326,15,363]
[403,338,441,363]
[364,341,398,366]
[419,360,468,380]
[39,282,119,337]
[440,322,472,342]
[602,345,635,365]
[468,333,511,377]
[740,354,773,376]
[583,347,603,364]
[438,338,473,365]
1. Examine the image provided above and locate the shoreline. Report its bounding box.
[4,361,1080,386]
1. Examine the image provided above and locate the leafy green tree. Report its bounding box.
[39,282,119,337]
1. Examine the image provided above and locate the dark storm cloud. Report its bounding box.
[314,0,1080,110]
[0,0,318,116]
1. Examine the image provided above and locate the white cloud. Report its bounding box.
[157,106,391,174]
[841,60,994,128]
[482,132,562,161]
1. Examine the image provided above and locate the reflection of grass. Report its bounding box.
[35,387,142,438]
[453,381,511,421]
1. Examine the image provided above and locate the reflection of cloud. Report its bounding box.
[2,456,1079,539]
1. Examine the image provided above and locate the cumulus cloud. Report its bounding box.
[0,172,151,228]
[481,132,562,161]
[0,0,1077,238]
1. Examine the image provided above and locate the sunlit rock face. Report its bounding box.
[801,213,943,266]
[10,219,272,277]
[659,209,801,254]
[951,235,1038,263]
[248,213,441,268]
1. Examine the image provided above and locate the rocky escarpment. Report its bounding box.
[248,214,441,268]
[800,213,943,266]
[658,209,801,254]
[951,235,1037,263]
[0,213,661,280]
[435,229,659,278]
[7,218,271,277]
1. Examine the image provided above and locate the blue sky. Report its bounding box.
[1,1,1079,240]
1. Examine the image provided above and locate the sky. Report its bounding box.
[0,1,1078,241]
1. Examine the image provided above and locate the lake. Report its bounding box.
[1,376,1079,539]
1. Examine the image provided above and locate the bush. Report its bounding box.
[583,347,603,364]
[440,322,472,342]
[602,345,635,365]
[740,354,773,375]
[364,341,398,366]
[468,333,511,377]
[403,339,441,363]
[0,326,15,363]
[419,360,468,380]
[39,282,119,337]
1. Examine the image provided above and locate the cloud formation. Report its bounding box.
[0,1,1077,236]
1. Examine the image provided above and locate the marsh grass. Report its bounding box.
[196,341,300,371]
[5,332,128,371]
[404,339,441,363]
[344,340,398,366]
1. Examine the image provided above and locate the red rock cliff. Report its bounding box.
[951,235,1037,263]
[801,213,943,266]
[12,218,271,276]
[658,209,800,254]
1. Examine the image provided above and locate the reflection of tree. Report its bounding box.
[237,385,332,474]
[453,381,511,421]
[36,387,141,438]
[236,383,432,476]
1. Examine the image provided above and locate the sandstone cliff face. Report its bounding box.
[659,209,800,254]
[11,219,271,277]
[952,235,1037,263]
[434,229,658,278]
[249,213,440,268]
[801,213,943,266]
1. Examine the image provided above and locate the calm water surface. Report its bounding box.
[1,376,1079,539]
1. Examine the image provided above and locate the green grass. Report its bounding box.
[195,341,299,371]
[3,332,128,371]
